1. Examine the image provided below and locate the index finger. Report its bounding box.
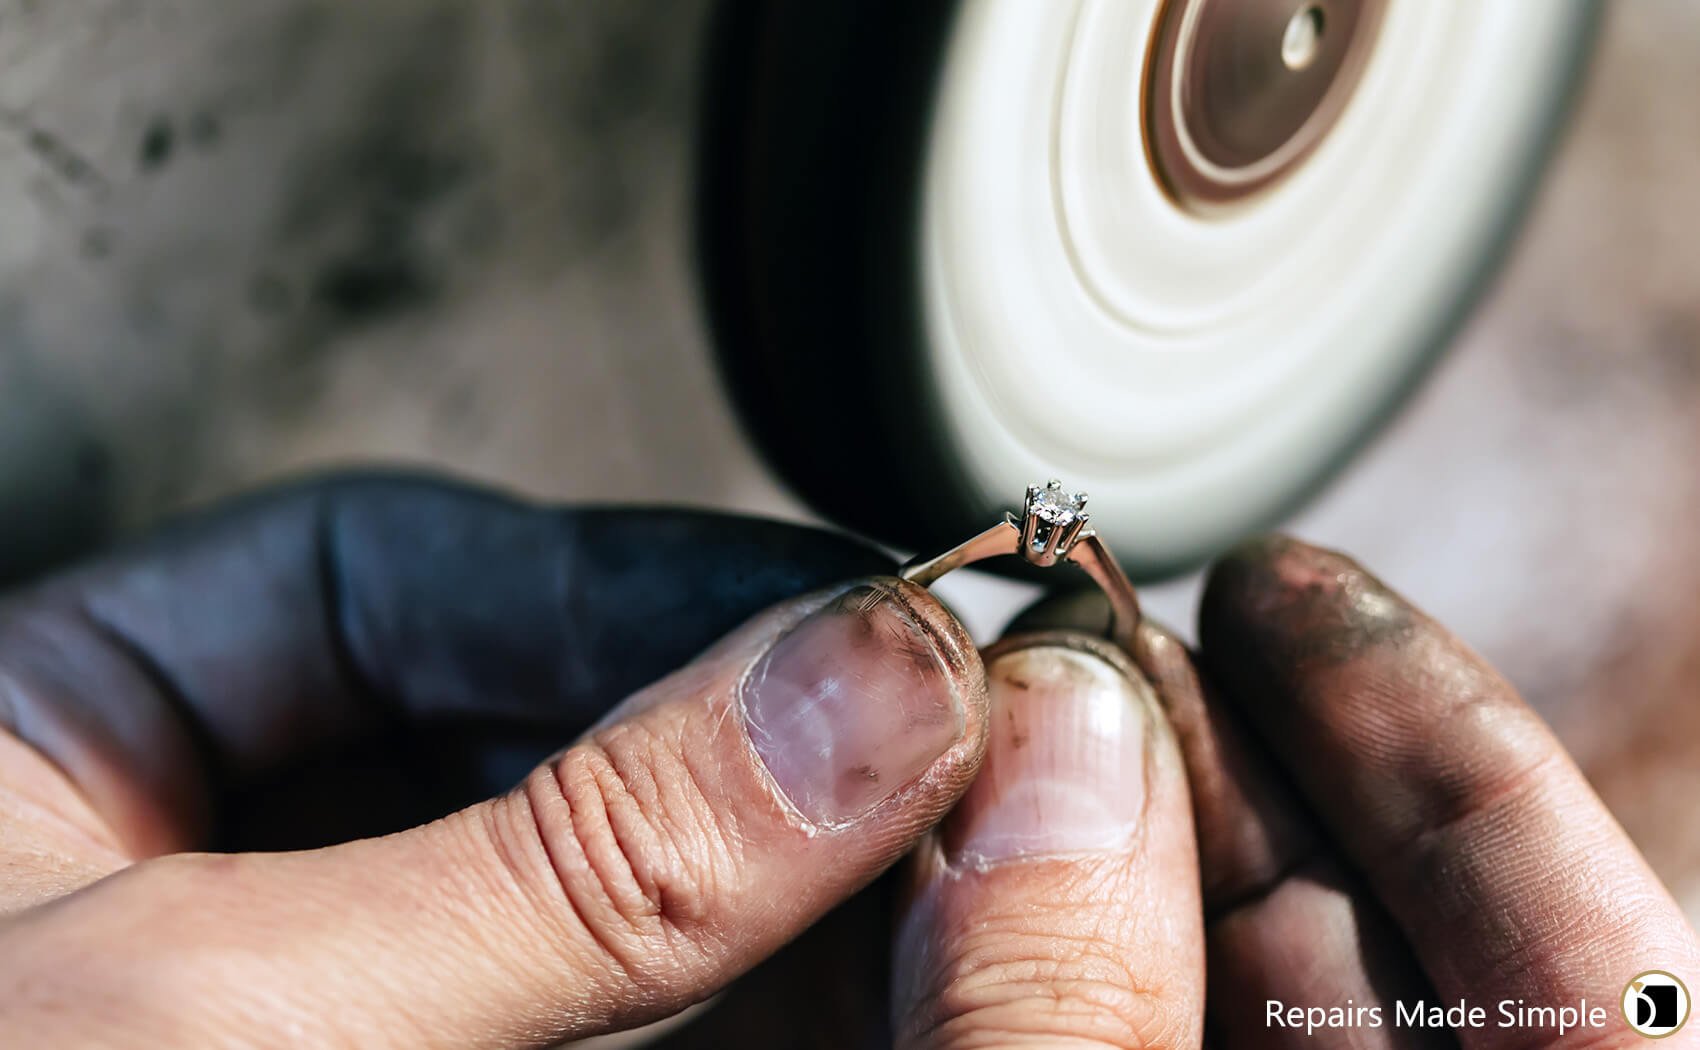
[1200,536,1700,1048]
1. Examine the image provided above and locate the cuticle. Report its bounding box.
[987,634,1172,758]
[878,578,975,688]
[984,630,1141,685]
[948,837,1144,874]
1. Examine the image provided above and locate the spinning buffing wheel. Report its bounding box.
[702,0,1598,577]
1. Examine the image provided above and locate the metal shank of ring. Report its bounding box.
[898,488,1143,653]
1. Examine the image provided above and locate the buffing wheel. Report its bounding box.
[703,0,1599,577]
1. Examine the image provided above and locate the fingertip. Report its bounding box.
[1206,532,1364,600]
[1200,533,1418,667]
[941,634,1161,869]
[1133,620,1204,714]
[879,577,993,816]
[737,578,982,830]
[872,577,993,836]
[880,576,988,727]
[893,633,1204,1049]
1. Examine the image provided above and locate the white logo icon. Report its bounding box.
[1623,971,1690,1038]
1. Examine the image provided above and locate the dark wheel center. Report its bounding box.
[1146,0,1388,208]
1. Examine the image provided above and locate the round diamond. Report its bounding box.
[1029,485,1086,526]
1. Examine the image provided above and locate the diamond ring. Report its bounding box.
[899,480,1142,652]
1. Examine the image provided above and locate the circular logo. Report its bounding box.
[1624,971,1691,1038]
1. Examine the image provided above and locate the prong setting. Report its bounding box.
[1020,480,1092,565]
[1019,502,1040,553]
[898,480,1140,654]
[1058,512,1089,553]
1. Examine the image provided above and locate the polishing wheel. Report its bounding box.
[703,0,1598,578]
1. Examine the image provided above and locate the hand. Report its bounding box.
[1,475,1693,1050]
[890,535,1700,1048]
[0,473,996,1046]
[1144,536,1700,1048]
[0,472,1208,1049]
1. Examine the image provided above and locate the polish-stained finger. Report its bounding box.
[1199,536,1700,1049]
[1140,620,1450,1050]
[1009,588,1448,1049]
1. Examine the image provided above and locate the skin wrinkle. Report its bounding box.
[1369,743,1566,875]
[476,789,634,1036]
[670,702,754,951]
[547,742,684,993]
[589,727,678,924]
[1391,781,1655,990]
[1329,682,1552,853]
[603,713,738,937]
[912,944,1168,1050]
[256,567,974,1048]
[906,894,1157,1041]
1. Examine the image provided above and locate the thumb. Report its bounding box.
[894,631,1204,1050]
[0,579,987,1049]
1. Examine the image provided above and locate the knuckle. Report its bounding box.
[1377,691,1560,865]
[909,933,1188,1050]
[505,720,736,986]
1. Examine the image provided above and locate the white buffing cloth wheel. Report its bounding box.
[702,0,1596,578]
[919,0,1596,572]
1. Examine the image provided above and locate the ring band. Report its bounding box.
[899,480,1142,652]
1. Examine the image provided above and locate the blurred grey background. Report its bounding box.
[2,0,1699,909]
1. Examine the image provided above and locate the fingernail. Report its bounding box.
[944,642,1148,867]
[743,585,964,826]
